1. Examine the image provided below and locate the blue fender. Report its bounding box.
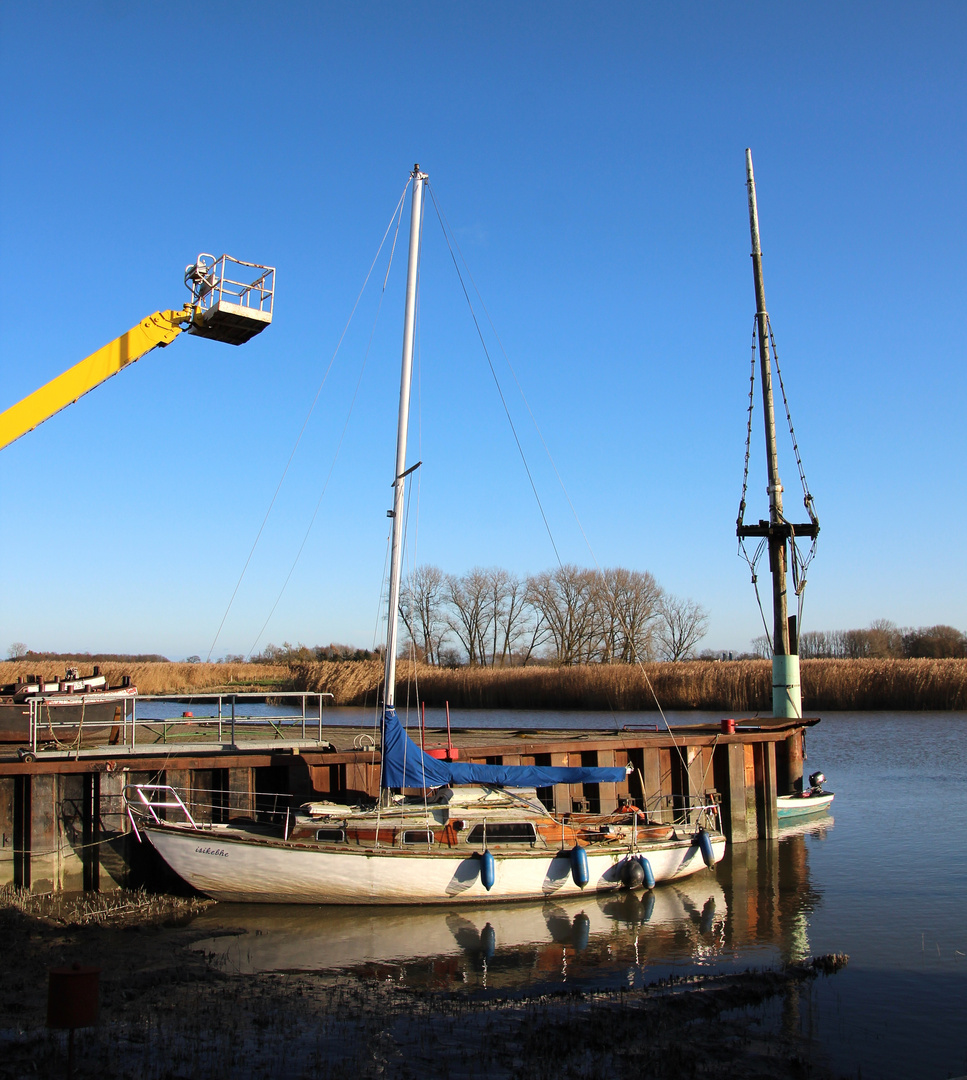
[480,849,496,891]
[697,828,715,869]
[570,844,589,888]
[637,854,656,890]
[572,912,590,952]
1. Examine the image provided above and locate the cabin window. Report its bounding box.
[402,829,435,845]
[315,828,346,842]
[466,822,537,844]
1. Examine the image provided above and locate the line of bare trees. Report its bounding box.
[752,619,967,660]
[399,564,709,666]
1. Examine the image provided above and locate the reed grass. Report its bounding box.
[288,657,967,712]
[0,660,290,696]
[5,657,967,710]
[0,884,212,927]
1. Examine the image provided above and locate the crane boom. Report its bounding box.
[0,254,274,452]
[0,307,192,451]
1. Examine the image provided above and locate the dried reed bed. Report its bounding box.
[0,660,290,696]
[801,658,967,710]
[5,657,967,709]
[289,659,772,711]
[289,657,967,712]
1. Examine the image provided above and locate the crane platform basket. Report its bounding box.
[185,254,275,345]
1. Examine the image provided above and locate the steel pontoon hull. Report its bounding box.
[143,823,725,905]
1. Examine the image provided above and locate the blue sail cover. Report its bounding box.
[381,707,628,789]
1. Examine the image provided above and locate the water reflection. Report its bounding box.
[190,815,833,992]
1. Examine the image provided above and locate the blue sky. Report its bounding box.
[1,2,964,661]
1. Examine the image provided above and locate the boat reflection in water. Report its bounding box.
[190,816,832,992]
[191,875,727,990]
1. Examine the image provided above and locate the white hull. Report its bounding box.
[776,792,834,820]
[144,824,725,905]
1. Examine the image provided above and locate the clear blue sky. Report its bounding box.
[1,2,964,661]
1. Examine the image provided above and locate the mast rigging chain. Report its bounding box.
[736,315,820,649]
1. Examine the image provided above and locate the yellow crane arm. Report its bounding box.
[0,306,193,451]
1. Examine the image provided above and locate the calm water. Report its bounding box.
[186,710,967,1080]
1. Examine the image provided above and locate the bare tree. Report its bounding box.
[7,642,27,660]
[598,567,662,663]
[445,568,492,666]
[527,565,601,664]
[655,595,709,661]
[399,564,449,665]
[903,624,967,658]
[750,633,771,659]
[481,568,533,667]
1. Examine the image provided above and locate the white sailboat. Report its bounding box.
[125,166,726,905]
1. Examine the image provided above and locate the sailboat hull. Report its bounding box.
[143,823,725,905]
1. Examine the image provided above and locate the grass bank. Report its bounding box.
[6,657,967,710]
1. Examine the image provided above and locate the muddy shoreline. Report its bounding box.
[1,891,846,1079]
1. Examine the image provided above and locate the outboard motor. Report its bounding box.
[809,771,827,793]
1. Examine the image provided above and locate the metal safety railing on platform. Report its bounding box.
[185,253,274,316]
[21,691,334,760]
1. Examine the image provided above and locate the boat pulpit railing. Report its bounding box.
[124,783,200,841]
[185,253,275,345]
[124,782,293,837]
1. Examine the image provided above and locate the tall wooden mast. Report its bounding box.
[737,150,819,718]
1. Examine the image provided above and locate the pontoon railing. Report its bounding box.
[25,691,334,758]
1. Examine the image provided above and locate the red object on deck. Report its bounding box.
[721,718,736,734]
[426,747,460,761]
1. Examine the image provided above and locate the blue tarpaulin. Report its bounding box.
[380,707,628,789]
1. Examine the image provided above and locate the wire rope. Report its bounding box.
[205,182,410,661]
[425,183,562,568]
[247,195,408,656]
[425,184,690,773]
[736,315,820,653]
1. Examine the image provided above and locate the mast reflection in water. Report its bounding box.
[190,817,830,994]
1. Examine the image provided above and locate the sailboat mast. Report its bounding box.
[745,149,791,660]
[738,149,823,720]
[383,165,426,711]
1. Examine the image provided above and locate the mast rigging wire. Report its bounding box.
[247,193,409,657]
[424,183,686,767]
[205,182,410,661]
[736,315,819,652]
